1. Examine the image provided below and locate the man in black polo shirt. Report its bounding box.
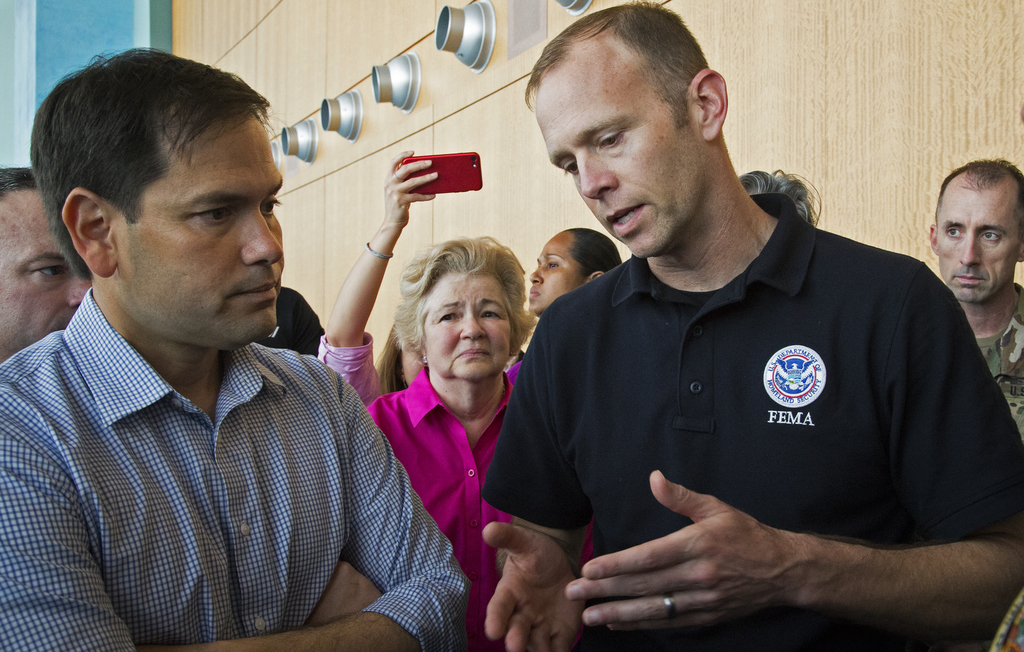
[481,3,1024,651]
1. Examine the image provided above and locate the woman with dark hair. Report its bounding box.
[528,227,621,317]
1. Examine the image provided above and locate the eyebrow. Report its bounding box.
[548,118,625,166]
[23,252,66,266]
[941,220,1008,233]
[433,298,504,312]
[189,178,284,208]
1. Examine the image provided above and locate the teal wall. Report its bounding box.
[1,0,171,167]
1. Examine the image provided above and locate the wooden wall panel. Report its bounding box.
[432,78,614,263]
[203,0,279,64]
[323,130,435,343]
[324,0,435,99]
[178,0,1024,321]
[217,30,259,92]
[254,6,291,134]
[281,0,329,129]
[172,0,203,62]
[278,177,326,319]
[303,39,436,188]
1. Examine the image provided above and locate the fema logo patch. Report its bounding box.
[763,345,827,407]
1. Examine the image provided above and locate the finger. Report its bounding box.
[395,159,433,182]
[527,620,555,652]
[502,610,534,652]
[483,521,535,555]
[581,593,673,627]
[389,150,414,173]
[400,170,438,192]
[403,192,436,203]
[577,530,693,582]
[484,581,516,642]
[649,470,724,523]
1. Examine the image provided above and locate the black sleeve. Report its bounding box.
[287,292,325,356]
[889,267,1024,540]
[483,316,593,530]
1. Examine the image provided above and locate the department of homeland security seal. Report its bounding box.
[763,345,827,407]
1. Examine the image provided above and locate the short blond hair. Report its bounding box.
[393,237,536,358]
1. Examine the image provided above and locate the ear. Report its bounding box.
[688,69,728,142]
[62,188,123,279]
[586,270,604,282]
[929,223,939,256]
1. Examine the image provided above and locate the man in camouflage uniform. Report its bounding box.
[931,159,1024,438]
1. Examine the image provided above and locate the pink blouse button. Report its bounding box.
[470,519,478,527]
[468,469,476,477]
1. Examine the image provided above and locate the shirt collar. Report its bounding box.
[611,192,814,306]
[64,290,281,427]
[403,366,512,427]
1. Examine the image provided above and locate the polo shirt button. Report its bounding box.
[469,571,479,581]
[254,616,266,632]
[692,325,704,337]
[690,381,703,394]
[470,519,478,527]
[468,469,476,477]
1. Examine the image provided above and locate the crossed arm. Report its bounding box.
[136,561,412,652]
[484,470,1024,652]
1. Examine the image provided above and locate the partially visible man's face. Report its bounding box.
[98,117,285,356]
[0,189,90,361]
[534,34,709,262]
[930,174,1023,306]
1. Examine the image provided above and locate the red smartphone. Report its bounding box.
[402,152,483,194]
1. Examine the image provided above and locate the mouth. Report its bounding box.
[235,280,279,301]
[954,275,986,286]
[458,348,490,359]
[607,205,642,234]
[529,289,540,298]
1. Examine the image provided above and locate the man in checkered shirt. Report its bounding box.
[0,49,468,651]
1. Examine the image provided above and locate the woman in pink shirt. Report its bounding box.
[366,237,535,651]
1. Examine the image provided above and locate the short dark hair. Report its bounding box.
[937,159,1024,237]
[0,167,36,202]
[31,48,271,278]
[526,1,708,126]
[564,227,621,277]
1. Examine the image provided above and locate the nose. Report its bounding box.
[461,314,485,339]
[243,211,285,267]
[578,157,616,200]
[960,237,982,266]
[67,276,91,307]
[530,266,542,285]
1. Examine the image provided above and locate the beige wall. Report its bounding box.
[173,0,1024,349]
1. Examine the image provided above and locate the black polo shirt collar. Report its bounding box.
[610,193,816,309]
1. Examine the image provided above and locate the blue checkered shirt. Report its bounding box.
[0,292,468,650]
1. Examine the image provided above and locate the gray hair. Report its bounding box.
[740,170,820,226]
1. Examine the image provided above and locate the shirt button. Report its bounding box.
[470,519,478,528]
[690,381,703,394]
[692,325,704,337]
[171,397,183,409]
[254,616,266,632]
[469,571,479,581]
[468,469,476,477]
[468,630,477,639]
[240,522,251,537]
